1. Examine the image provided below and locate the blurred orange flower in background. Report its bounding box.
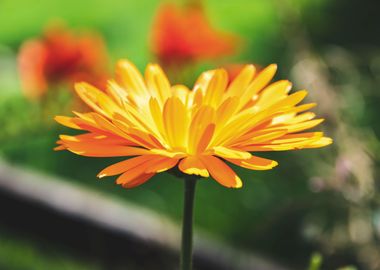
[55,59,332,189]
[150,2,239,67]
[18,24,108,99]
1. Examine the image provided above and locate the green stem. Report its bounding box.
[180,176,197,270]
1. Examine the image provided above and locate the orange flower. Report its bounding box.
[151,3,238,67]
[55,59,332,188]
[18,24,108,99]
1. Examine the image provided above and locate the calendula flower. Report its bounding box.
[18,24,108,99]
[55,59,332,189]
[150,2,238,67]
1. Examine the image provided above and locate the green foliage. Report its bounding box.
[308,253,323,270]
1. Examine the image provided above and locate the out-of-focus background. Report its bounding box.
[0,0,379,269]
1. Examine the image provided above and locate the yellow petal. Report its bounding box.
[226,64,256,97]
[116,59,147,97]
[145,63,172,104]
[215,97,240,128]
[233,130,288,146]
[91,113,131,140]
[203,69,228,108]
[187,106,215,154]
[284,119,324,133]
[55,116,81,130]
[225,156,278,170]
[253,80,292,110]
[284,112,316,125]
[75,83,124,118]
[213,146,251,159]
[239,64,277,108]
[106,80,128,106]
[172,85,191,106]
[303,137,333,148]
[193,70,215,93]
[163,97,189,149]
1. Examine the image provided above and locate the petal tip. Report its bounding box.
[234,176,243,188]
[97,173,107,179]
[269,63,278,71]
[272,160,279,168]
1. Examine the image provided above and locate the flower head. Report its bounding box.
[55,59,332,188]
[18,24,108,99]
[150,3,238,67]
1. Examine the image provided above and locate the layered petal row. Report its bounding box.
[56,59,332,188]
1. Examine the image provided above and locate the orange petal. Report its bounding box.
[97,155,154,178]
[75,82,120,117]
[59,137,149,157]
[116,157,160,185]
[200,156,242,188]
[122,173,155,189]
[145,157,179,173]
[178,156,209,177]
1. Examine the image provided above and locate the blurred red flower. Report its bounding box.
[18,24,108,99]
[151,2,239,67]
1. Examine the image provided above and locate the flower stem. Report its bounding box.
[180,176,197,270]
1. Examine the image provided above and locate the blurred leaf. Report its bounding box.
[308,252,323,270]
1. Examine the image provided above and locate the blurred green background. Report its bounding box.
[1,0,380,269]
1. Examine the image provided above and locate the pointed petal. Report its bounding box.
[145,63,172,104]
[162,97,189,149]
[225,156,278,170]
[178,156,209,177]
[200,156,242,188]
[213,146,251,159]
[254,80,292,110]
[116,59,147,96]
[203,69,228,107]
[115,157,157,183]
[98,155,153,178]
[303,137,333,148]
[240,64,277,108]
[75,82,120,118]
[145,157,178,173]
[187,106,215,154]
[62,142,149,157]
[226,64,256,97]
[55,116,81,130]
[122,173,155,188]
